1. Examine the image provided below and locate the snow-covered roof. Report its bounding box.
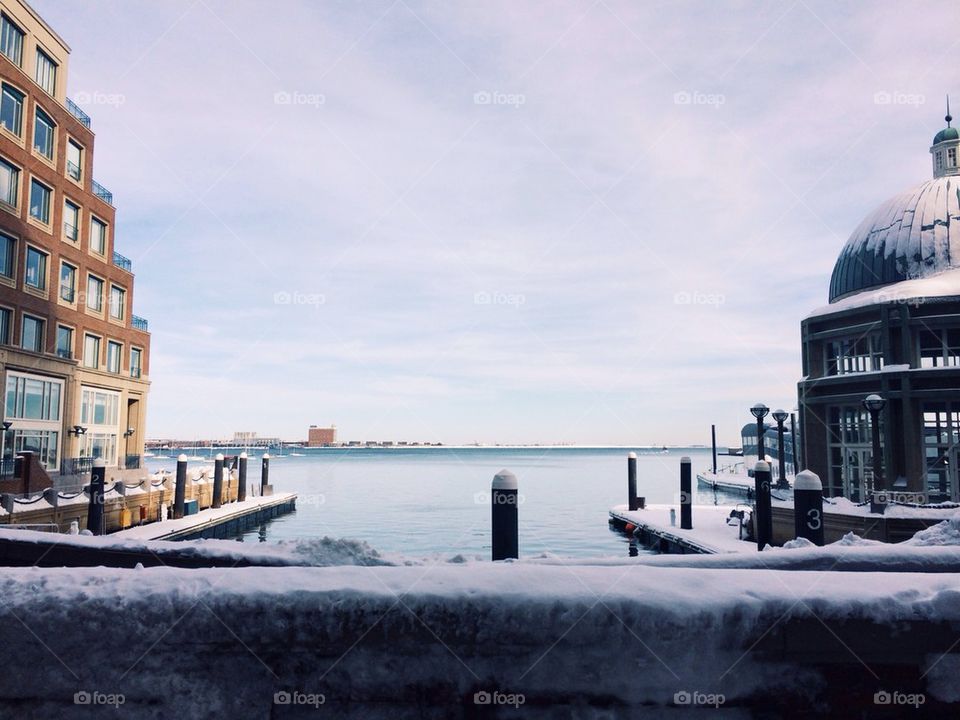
[808,266,960,318]
[828,176,960,302]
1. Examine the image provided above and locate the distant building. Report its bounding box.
[740,422,800,481]
[307,425,336,447]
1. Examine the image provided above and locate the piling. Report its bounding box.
[86,458,106,535]
[173,454,187,520]
[794,470,824,546]
[711,425,717,474]
[261,453,270,496]
[680,456,692,530]
[491,469,519,561]
[238,452,248,502]
[213,453,224,509]
[754,460,772,550]
[627,452,638,511]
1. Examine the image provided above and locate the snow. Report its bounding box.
[612,504,753,553]
[807,266,960,318]
[904,517,960,546]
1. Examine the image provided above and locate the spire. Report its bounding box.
[947,95,952,127]
[931,98,959,178]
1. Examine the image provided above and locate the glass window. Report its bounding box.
[107,340,121,373]
[10,429,59,469]
[56,325,72,359]
[25,246,46,290]
[0,231,13,278]
[29,179,50,224]
[83,333,100,368]
[33,108,54,159]
[0,15,24,66]
[86,275,103,311]
[63,200,79,241]
[949,148,958,169]
[59,262,75,302]
[109,285,125,320]
[20,314,43,353]
[130,347,142,378]
[34,49,56,96]
[5,372,61,421]
[90,217,106,255]
[81,387,119,426]
[0,307,9,344]
[67,140,82,181]
[0,157,18,206]
[0,83,23,136]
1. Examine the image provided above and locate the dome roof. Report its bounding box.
[934,126,959,144]
[828,176,960,302]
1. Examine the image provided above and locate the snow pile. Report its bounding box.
[904,517,960,546]
[273,536,392,566]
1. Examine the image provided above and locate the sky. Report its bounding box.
[32,0,959,446]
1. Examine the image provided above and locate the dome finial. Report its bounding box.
[947,95,952,127]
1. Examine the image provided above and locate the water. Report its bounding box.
[145,447,725,558]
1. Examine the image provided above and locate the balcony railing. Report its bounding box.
[66,161,81,182]
[132,315,149,332]
[125,454,141,470]
[130,367,142,378]
[64,222,78,241]
[61,456,93,476]
[113,251,132,272]
[56,347,73,360]
[92,179,113,206]
[65,98,91,129]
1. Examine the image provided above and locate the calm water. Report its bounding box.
[145,447,727,558]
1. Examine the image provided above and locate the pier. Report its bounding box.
[609,504,752,554]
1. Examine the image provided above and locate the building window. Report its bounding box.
[20,314,44,353]
[0,15,24,67]
[59,262,76,303]
[79,387,120,465]
[67,140,82,182]
[826,333,884,375]
[86,274,104,311]
[109,285,125,320]
[33,107,55,160]
[923,404,960,503]
[0,307,10,344]
[0,83,23,136]
[29,178,51,224]
[0,231,14,278]
[90,217,106,255]
[25,246,47,290]
[949,148,958,169]
[4,371,63,470]
[107,340,121,373]
[0,157,18,207]
[34,49,56,96]
[130,347,142,378]
[936,151,944,170]
[63,199,79,241]
[56,324,72,359]
[83,333,100,368]
[919,327,960,368]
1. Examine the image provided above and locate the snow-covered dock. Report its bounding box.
[609,503,753,554]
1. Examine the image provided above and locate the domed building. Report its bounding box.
[798,106,960,503]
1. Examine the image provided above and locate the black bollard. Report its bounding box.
[754,460,772,550]
[680,456,692,530]
[261,453,270,496]
[238,452,248,502]
[491,469,519,561]
[86,458,106,535]
[173,454,187,520]
[794,470,824,546]
[627,452,638,511]
[213,453,224,509]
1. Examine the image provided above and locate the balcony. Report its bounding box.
[64,222,78,242]
[65,98,91,129]
[92,179,113,206]
[132,315,149,332]
[113,251,132,272]
[61,456,93,476]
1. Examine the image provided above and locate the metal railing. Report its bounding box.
[56,347,72,360]
[65,98,91,128]
[61,456,93,476]
[0,457,14,479]
[125,454,141,470]
[132,315,148,331]
[92,179,113,205]
[113,251,132,272]
[130,367,141,378]
[63,222,78,241]
[66,160,81,182]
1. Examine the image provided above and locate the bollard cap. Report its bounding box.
[215,453,224,461]
[754,460,770,472]
[680,456,691,464]
[239,452,247,459]
[627,452,637,459]
[794,470,822,491]
[492,469,517,490]
[263,453,271,460]
[93,457,105,468]
[178,454,188,462]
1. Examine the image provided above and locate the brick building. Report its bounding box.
[307,425,336,447]
[0,0,149,488]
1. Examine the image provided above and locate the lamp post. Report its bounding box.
[862,394,886,494]
[750,403,769,465]
[772,409,789,489]
[123,427,135,469]
[1,421,11,474]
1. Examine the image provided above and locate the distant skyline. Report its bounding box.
[33,0,958,446]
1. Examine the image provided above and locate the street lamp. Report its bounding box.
[750,403,769,463]
[772,409,789,489]
[1,421,12,474]
[862,394,886,494]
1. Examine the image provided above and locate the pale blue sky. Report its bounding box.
[34,0,958,444]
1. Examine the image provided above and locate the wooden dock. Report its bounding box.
[609,504,753,554]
